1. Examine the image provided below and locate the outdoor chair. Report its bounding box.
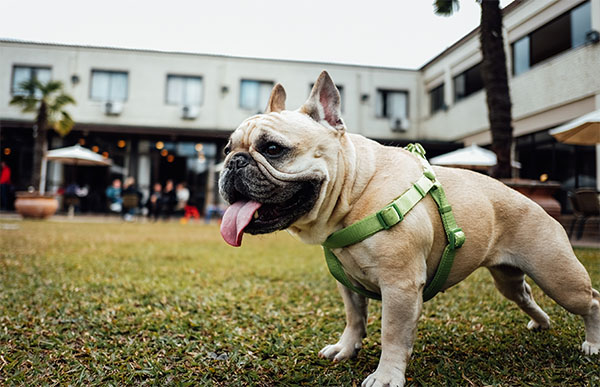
[122,193,140,213]
[568,188,600,240]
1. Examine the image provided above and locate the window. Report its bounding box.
[90,70,128,102]
[512,1,591,76]
[453,63,483,102]
[429,83,445,114]
[166,75,203,106]
[310,83,345,111]
[375,89,408,120]
[240,79,274,111]
[11,65,51,97]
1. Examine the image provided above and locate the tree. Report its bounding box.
[434,0,514,178]
[10,79,76,193]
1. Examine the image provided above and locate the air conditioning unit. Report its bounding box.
[105,101,123,116]
[182,105,199,120]
[391,117,410,133]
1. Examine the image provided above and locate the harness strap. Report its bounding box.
[322,143,465,302]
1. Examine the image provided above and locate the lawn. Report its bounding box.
[0,221,598,386]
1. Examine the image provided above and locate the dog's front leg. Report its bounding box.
[362,283,422,387]
[319,282,368,362]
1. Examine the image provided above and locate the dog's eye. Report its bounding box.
[264,143,285,158]
[223,145,231,156]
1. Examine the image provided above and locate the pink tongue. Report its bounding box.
[220,200,262,247]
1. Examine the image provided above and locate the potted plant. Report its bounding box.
[10,79,76,219]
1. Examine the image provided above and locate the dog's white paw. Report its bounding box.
[527,318,550,331]
[581,341,599,355]
[361,366,405,387]
[318,341,361,362]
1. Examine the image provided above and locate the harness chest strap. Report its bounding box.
[322,143,466,302]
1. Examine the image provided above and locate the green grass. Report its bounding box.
[0,221,598,386]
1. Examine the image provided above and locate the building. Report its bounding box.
[1,0,599,213]
[421,0,600,207]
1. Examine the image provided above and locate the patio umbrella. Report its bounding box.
[430,144,521,170]
[46,144,112,166]
[549,109,600,145]
[46,145,113,216]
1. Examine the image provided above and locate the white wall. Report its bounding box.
[0,41,421,141]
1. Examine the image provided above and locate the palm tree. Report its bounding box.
[10,79,76,194]
[434,0,514,179]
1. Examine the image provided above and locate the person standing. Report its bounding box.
[0,161,12,210]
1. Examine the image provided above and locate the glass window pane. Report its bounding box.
[33,68,52,99]
[453,74,465,101]
[375,90,385,117]
[513,36,530,75]
[465,63,483,95]
[240,80,259,109]
[387,92,407,120]
[167,75,183,105]
[91,71,110,100]
[12,67,31,95]
[35,68,51,84]
[184,77,203,106]
[530,12,570,66]
[571,1,591,48]
[109,72,128,102]
[430,83,445,114]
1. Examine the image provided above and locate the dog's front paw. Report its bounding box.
[527,318,550,331]
[361,366,405,387]
[581,341,599,355]
[318,340,361,362]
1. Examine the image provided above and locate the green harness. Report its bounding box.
[322,143,466,302]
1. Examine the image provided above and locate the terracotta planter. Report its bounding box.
[502,178,562,220]
[14,192,59,219]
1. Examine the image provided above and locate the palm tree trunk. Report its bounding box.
[32,101,48,192]
[479,0,513,179]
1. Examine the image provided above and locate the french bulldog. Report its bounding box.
[218,71,599,386]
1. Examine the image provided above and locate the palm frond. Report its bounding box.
[40,80,64,96]
[9,94,39,113]
[15,79,39,97]
[434,0,460,16]
[11,78,76,136]
[51,93,76,110]
[52,111,75,137]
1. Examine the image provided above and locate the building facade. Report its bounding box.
[1,0,599,213]
[421,0,600,198]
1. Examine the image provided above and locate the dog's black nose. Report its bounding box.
[231,152,250,169]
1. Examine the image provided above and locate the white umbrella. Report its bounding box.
[46,144,112,166]
[549,109,600,145]
[430,144,521,170]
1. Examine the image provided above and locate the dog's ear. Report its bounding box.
[301,71,344,131]
[265,83,286,113]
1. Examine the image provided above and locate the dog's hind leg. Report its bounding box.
[488,265,551,330]
[509,244,599,355]
[581,288,600,355]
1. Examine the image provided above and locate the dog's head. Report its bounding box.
[219,71,345,246]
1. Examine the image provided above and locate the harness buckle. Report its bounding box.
[448,228,466,249]
[376,203,403,230]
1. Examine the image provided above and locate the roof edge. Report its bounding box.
[419,0,526,70]
[0,38,418,73]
